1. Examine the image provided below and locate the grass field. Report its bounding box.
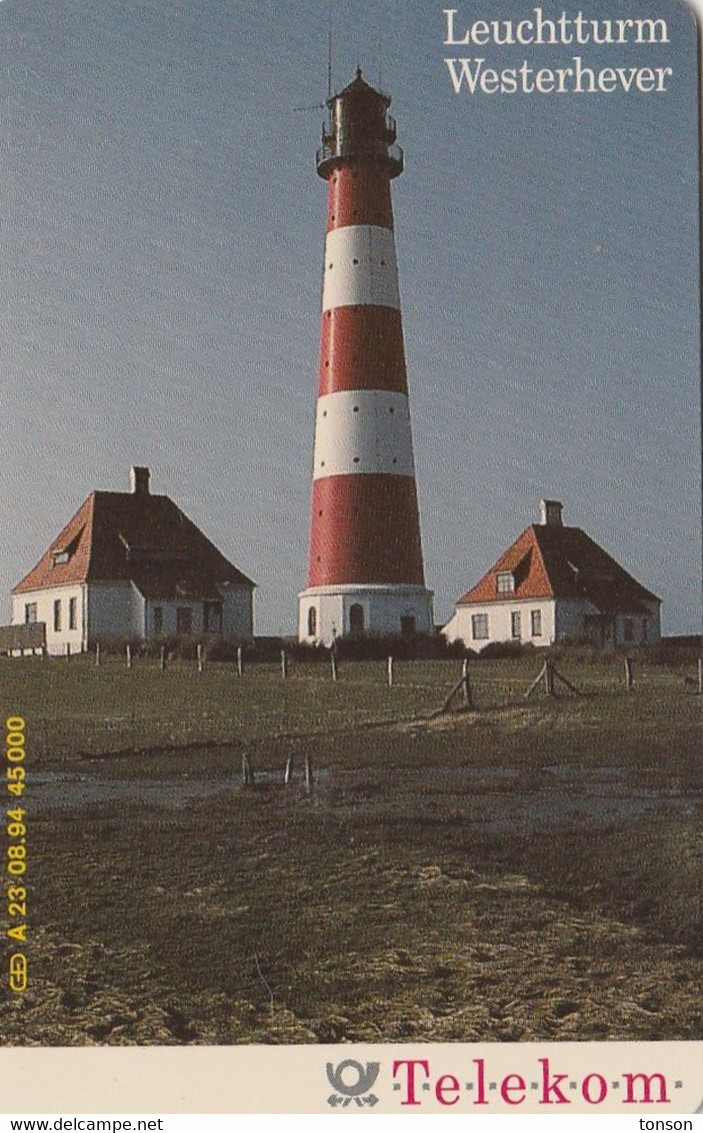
[1,651,701,1045]
[1,650,698,759]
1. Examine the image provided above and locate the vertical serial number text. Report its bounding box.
[5,715,27,992]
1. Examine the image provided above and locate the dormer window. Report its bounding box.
[496,571,515,594]
[51,528,83,567]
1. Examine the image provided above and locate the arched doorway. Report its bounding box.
[349,603,365,635]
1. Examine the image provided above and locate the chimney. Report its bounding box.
[130,466,150,496]
[540,499,563,527]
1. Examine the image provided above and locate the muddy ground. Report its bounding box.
[2,698,702,1045]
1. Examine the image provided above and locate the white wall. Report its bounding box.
[443,600,556,648]
[145,587,253,642]
[299,585,434,645]
[12,580,254,652]
[87,581,141,645]
[614,604,661,647]
[221,586,254,641]
[298,591,346,645]
[554,599,597,643]
[645,600,662,644]
[12,585,85,656]
[145,599,201,638]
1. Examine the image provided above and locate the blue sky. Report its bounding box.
[0,0,699,635]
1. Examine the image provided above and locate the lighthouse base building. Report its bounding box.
[299,583,433,646]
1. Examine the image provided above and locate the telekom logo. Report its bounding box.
[391,1058,671,1108]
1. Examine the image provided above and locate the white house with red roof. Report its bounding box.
[11,467,255,655]
[442,500,661,651]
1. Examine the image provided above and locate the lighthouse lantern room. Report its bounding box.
[298,70,434,644]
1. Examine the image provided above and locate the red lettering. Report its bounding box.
[622,1072,669,1104]
[582,1073,607,1104]
[539,1058,570,1105]
[392,1060,430,1106]
[435,1074,460,1106]
[473,1058,488,1105]
[501,1073,526,1105]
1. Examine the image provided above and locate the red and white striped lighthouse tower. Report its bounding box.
[298,69,433,644]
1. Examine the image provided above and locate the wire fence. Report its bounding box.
[2,651,699,763]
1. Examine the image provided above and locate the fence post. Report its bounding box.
[281,649,288,679]
[237,645,244,677]
[284,754,293,785]
[461,658,474,708]
[387,655,394,688]
[304,753,313,794]
[330,648,338,682]
[66,642,71,662]
[95,642,101,667]
[624,656,634,690]
[197,643,204,673]
[544,661,555,696]
[126,643,132,670]
[242,753,253,786]
[698,657,702,695]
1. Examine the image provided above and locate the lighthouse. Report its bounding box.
[298,70,434,645]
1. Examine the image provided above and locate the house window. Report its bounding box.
[471,613,489,640]
[68,597,77,630]
[307,606,317,637]
[176,607,193,635]
[511,611,521,640]
[24,603,37,625]
[623,617,634,643]
[349,603,365,634]
[497,572,515,594]
[153,607,163,636]
[531,609,542,637]
[53,600,62,632]
[204,602,223,633]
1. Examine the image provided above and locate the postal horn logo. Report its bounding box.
[326,1059,380,1108]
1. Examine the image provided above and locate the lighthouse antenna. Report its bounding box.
[378,9,383,89]
[327,1,333,99]
[379,0,391,90]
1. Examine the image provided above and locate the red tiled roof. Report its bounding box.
[457,524,659,614]
[13,490,254,597]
